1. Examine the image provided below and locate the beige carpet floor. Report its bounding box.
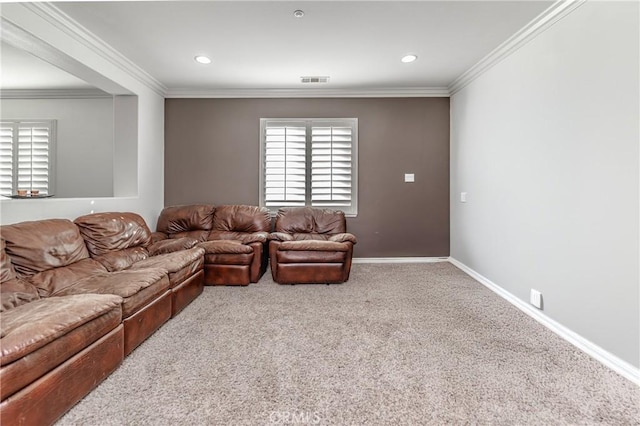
[58,263,639,425]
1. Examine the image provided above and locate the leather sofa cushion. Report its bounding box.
[170,230,210,242]
[148,237,199,256]
[1,239,17,282]
[74,212,152,257]
[1,219,90,277]
[275,207,346,234]
[279,240,351,252]
[212,205,270,233]
[93,247,149,272]
[1,291,39,313]
[28,258,107,297]
[53,268,170,318]
[277,250,347,264]
[0,293,123,365]
[208,231,268,244]
[0,302,121,400]
[1,278,40,312]
[130,247,204,286]
[200,240,253,255]
[156,204,215,234]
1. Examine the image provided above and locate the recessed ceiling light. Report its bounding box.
[293,10,304,18]
[401,54,418,63]
[194,55,212,64]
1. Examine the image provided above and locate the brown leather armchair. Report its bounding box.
[268,207,356,284]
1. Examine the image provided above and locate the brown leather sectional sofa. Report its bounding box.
[0,204,355,425]
[0,213,204,425]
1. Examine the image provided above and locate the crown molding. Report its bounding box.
[448,0,586,95]
[0,89,112,100]
[165,87,450,98]
[21,3,167,97]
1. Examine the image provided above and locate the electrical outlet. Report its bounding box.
[530,289,543,309]
[460,192,467,203]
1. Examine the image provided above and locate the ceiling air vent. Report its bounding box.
[301,76,330,84]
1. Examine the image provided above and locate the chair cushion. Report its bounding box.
[0,293,122,365]
[1,219,90,277]
[74,212,152,257]
[156,204,215,234]
[275,207,346,234]
[212,205,270,233]
[200,240,253,254]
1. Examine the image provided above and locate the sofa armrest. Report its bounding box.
[148,237,199,256]
[241,232,269,244]
[269,232,294,242]
[329,233,357,244]
[150,232,168,243]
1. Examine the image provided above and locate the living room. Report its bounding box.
[0,1,638,424]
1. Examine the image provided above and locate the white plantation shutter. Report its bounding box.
[264,123,307,207]
[260,118,358,215]
[311,124,354,208]
[0,124,14,197]
[0,121,55,196]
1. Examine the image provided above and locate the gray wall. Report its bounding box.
[450,1,639,367]
[165,98,450,257]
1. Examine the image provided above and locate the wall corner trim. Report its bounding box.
[20,3,167,97]
[448,0,586,95]
[448,257,640,386]
[353,257,450,264]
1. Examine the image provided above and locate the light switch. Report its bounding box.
[404,173,415,183]
[460,192,467,203]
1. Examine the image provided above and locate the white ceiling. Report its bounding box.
[0,42,94,90]
[54,1,553,92]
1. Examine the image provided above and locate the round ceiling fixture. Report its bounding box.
[293,10,305,18]
[194,55,212,64]
[401,54,418,63]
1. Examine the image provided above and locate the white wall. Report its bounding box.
[451,1,639,367]
[1,97,114,198]
[0,4,165,228]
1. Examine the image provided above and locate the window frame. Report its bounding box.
[259,118,358,217]
[0,119,57,197]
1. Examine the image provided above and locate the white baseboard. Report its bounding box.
[448,257,640,386]
[353,257,449,264]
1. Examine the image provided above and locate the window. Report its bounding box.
[0,120,56,197]
[260,118,358,216]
